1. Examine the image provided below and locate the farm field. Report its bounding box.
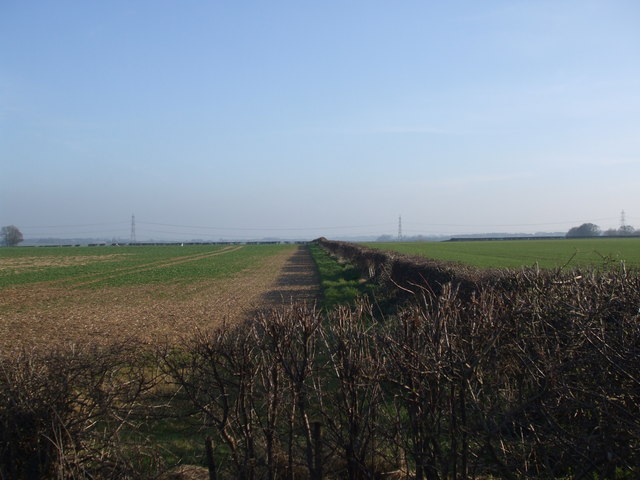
[0,244,320,352]
[3,239,639,478]
[366,237,640,269]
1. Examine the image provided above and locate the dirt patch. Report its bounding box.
[0,246,320,353]
[0,254,131,270]
[259,245,321,306]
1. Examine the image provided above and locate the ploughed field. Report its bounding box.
[0,244,320,352]
[366,237,640,269]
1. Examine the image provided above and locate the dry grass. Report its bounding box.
[0,253,131,271]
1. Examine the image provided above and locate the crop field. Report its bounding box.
[1,244,272,287]
[3,240,640,478]
[0,244,320,351]
[366,237,640,269]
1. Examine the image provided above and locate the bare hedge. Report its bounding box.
[314,238,503,301]
[2,242,639,479]
[161,265,640,479]
[0,343,161,479]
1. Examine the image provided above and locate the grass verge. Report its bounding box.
[308,242,371,309]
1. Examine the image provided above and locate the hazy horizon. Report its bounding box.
[2,1,639,241]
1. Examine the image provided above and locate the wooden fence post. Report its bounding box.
[312,421,323,480]
[205,436,217,480]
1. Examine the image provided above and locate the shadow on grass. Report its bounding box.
[308,242,373,309]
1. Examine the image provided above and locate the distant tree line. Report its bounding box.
[566,222,638,238]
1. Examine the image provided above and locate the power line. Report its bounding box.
[22,230,129,235]
[17,214,633,241]
[20,222,129,229]
[403,218,619,228]
[130,214,136,243]
[138,221,393,231]
[139,230,297,240]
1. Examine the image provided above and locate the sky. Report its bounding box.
[1,1,639,241]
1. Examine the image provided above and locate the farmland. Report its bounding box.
[366,237,640,269]
[1,244,283,287]
[2,239,640,478]
[0,244,320,351]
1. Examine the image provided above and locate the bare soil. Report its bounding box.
[0,246,320,353]
[0,253,131,271]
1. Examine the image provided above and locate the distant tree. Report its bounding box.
[603,225,636,236]
[566,223,601,238]
[1,225,23,246]
[619,225,636,236]
[376,234,395,242]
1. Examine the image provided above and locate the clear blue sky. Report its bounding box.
[2,1,639,240]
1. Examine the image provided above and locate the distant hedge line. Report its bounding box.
[315,237,508,301]
[314,237,637,301]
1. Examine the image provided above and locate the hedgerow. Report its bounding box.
[2,241,639,479]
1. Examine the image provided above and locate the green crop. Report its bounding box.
[365,238,640,269]
[0,244,294,288]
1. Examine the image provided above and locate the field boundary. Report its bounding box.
[316,237,501,300]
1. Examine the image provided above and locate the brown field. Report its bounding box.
[0,253,132,271]
[0,246,320,352]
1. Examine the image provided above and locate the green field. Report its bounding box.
[365,238,640,269]
[0,244,294,288]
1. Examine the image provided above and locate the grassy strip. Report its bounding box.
[308,242,370,309]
